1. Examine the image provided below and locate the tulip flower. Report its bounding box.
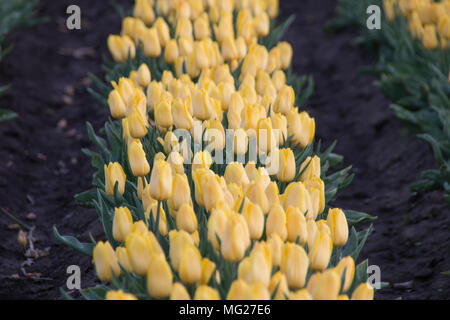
[128,140,150,177]
[164,39,179,65]
[290,289,312,300]
[146,202,168,236]
[266,204,287,241]
[149,159,173,201]
[207,206,230,251]
[170,282,191,300]
[286,206,308,244]
[133,0,155,25]
[194,14,211,40]
[93,241,121,282]
[254,12,270,37]
[107,35,136,62]
[137,63,151,88]
[269,271,290,300]
[277,148,296,182]
[125,232,153,276]
[221,213,251,262]
[299,155,321,181]
[268,233,284,267]
[351,282,374,300]
[309,231,333,271]
[242,201,264,240]
[304,177,325,217]
[201,258,216,285]
[246,181,270,214]
[142,27,162,58]
[335,256,355,292]
[311,269,341,300]
[227,279,250,300]
[238,249,271,286]
[278,41,293,70]
[147,253,173,298]
[113,207,133,242]
[273,85,294,115]
[107,89,127,119]
[168,173,191,212]
[281,242,309,289]
[128,108,148,139]
[116,246,133,273]
[176,203,198,233]
[106,290,137,300]
[104,162,126,196]
[224,162,250,189]
[422,24,438,50]
[327,208,349,247]
[265,181,280,207]
[282,181,314,219]
[194,286,220,300]
[169,230,195,271]
[179,243,202,284]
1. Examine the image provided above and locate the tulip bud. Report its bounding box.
[335,256,355,292]
[351,282,374,300]
[224,162,250,189]
[246,181,270,214]
[242,201,264,240]
[116,246,133,273]
[311,269,341,300]
[266,204,287,241]
[179,243,202,284]
[203,175,225,212]
[278,41,293,70]
[168,174,191,212]
[273,85,294,115]
[172,98,193,130]
[304,177,325,217]
[281,243,309,289]
[137,63,151,88]
[167,151,185,175]
[128,108,148,139]
[282,182,314,219]
[276,148,296,182]
[93,241,121,282]
[327,208,349,247]
[170,282,191,300]
[154,17,170,47]
[269,271,290,300]
[128,140,150,177]
[272,70,286,92]
[133,0,155,25]
[113,207,133,242]
[194,15,211,40]
[201,258,216,285]
[149,159,173,201]
[125,232,153,276]
[207,206,230,250]
[106,289,137,300]
[107,90,127,119]
[104,162,126,196]
[176,17,193,39]
[107,35,136,62]
[265,181,280,207]
[143,28,162,58]
[164,39,179,65]
[194,285,220,300]
[192,150,213,173]
[176,203,198,233]
[221,213,251,262]
[227,279,250,300]
[290,289,313,300]
[169,230,195,272]
[238,249,271,286]
[286,206,308,244]
[147,253,173,298]
[309,231,333,271]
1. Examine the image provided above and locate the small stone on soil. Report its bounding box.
[26,213,37,221]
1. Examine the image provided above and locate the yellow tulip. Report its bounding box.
[335,256,355,292]
[290,289,312,300]
[422,24,438,50]
[104,162,126,196]
[269,271,290,300]
[265,181,280,207]
[227,279,250,300]
[327,208,349,247]
[125,232,153,276]
[170,282,191,300]
[286,206,308,244]
[312,269,341,300]
[278,41,293,70]
[316,219,331,236]
[288,111,315,148]
[128,108,148,139]
[154,17,170,47]
[93,241,121,282]
[272,69,286,92]
[224,162,250,189]
[146,81,162,111]
[282,182,314,219]
[178,36,194,56]
[281,242,309,289]
[266,204,287,241]
[242,201,264,240]
[192,150,213,173]
[194,15,211,40]
[238,249,271,286]
[351,282,374,300]
[133,0,155,25]
[383,0,395,22]
[146,202,168,236]
[201,258,216,285]
[107,35,136,62]
[143,27,162,58]
[169,229,195,272]
[168,174,191,212]
[273,85,294,115]
[207,206,230,251]
[254,12,270,37]
[128,140,150,177]
[277,148,296,182]
[147,253,173,298]
[172,98,193,130]
[176,203,198,233]
[149,159,173,201]
[116,246,133,273]
[309,231,333,271]
[299,155,321,181]
[164,39,179,65]
[105,289,137,300]
[221,213,251,262]
[304,177,325,217]
[107,89,127,119]
[179,243,202,284]
[194,285,220,300]
[246,181,270,214]
[136,63,151,88]
[113,207,133,242]
[176,17,193,39]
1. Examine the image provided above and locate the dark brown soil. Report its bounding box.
[0,0,448,300]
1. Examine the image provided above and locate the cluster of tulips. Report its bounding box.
[57,0,375,300]
[384,0,450,50]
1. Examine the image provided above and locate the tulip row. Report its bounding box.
[55,0,376,300]
[329,0,450,204]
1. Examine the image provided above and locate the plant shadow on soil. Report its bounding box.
[0,0,448,299]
